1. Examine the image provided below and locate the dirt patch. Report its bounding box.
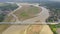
[0,24,10,34]
[57,28,60,34]
[26,25,43,34]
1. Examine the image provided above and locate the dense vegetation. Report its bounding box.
[0,13,5,22]
[56,23,60,28]
[49,24,57,34]
[40,1,60,22]
[0,3,18,22]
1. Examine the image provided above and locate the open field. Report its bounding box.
[2,25,53,34]
[14,5,42,21]
[0,24,10,34]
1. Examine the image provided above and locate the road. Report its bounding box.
[8,3,22,16]
[7,3,22,22]
[2,3,53,34]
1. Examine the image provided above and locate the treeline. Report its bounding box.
[41,2,60,22]
[0,13,5,22]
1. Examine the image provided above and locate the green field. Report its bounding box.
[14,5,41,21]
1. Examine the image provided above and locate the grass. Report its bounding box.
[28,6,40,14]
[20,12,29,17]
[56,24,60,28]
[49,24,58,34]
[14,5,41,21]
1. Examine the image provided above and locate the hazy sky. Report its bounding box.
[50,0,60,1]
[0,0,60,2]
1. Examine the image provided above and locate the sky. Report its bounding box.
[0,0,40,2]
[50,0,60,1]
[0,0,40,1]
[0,0,60,2]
